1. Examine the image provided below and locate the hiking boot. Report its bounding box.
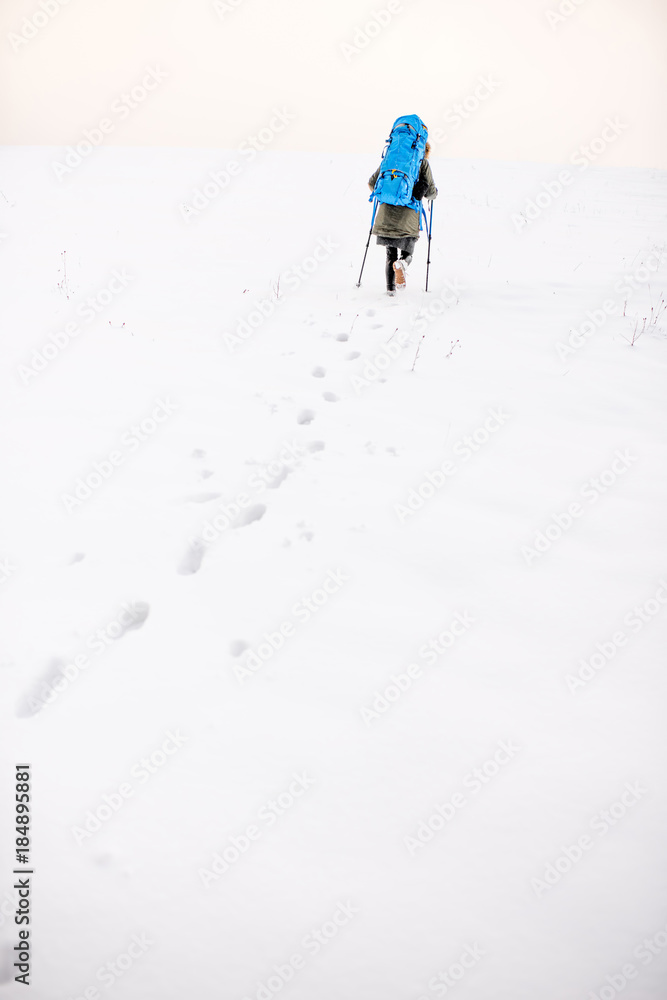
[393,259,407,289]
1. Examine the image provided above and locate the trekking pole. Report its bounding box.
[356,199,378,287]
[422,201,434,292]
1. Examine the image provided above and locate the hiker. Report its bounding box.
[368,130,437,295]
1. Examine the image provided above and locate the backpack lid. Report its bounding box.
[390,114,428,139]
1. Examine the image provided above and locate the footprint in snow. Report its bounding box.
[16,660,65,718]
[69,552,85,565]
[178,542,205,575]
[335,333,349,342]
[177,505,267,575]
[235,504,266,527]
[311,366,326,378]
[366,309,376,316]
[192,449,206,459]
[120,602,150,632]
[266,466,289,489]
[16,605,150,717]
[230,640,249,657]
[185,492,222,503]
[307,441,325,453]
[323,392,338,402]
[93,852,117,869]
[297,409,315,425]
[200,470,214,480]
[346,352,361,361]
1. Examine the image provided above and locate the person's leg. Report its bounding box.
[394,247,411,289]
[400,238,416,267]
[385,246,398,292]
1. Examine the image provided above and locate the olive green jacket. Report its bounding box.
[368,159,438,239]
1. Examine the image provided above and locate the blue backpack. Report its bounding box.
[370,114,428,214]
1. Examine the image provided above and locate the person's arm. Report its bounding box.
[368,167,380,192]
[420,160,438,201]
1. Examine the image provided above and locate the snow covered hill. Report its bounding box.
[1,146,667,1000]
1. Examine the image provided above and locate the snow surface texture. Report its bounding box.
[1,147,667,1000]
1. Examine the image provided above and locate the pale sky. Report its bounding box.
[1,0,666,167]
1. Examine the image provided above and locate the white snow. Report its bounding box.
[1,146,667,1000]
